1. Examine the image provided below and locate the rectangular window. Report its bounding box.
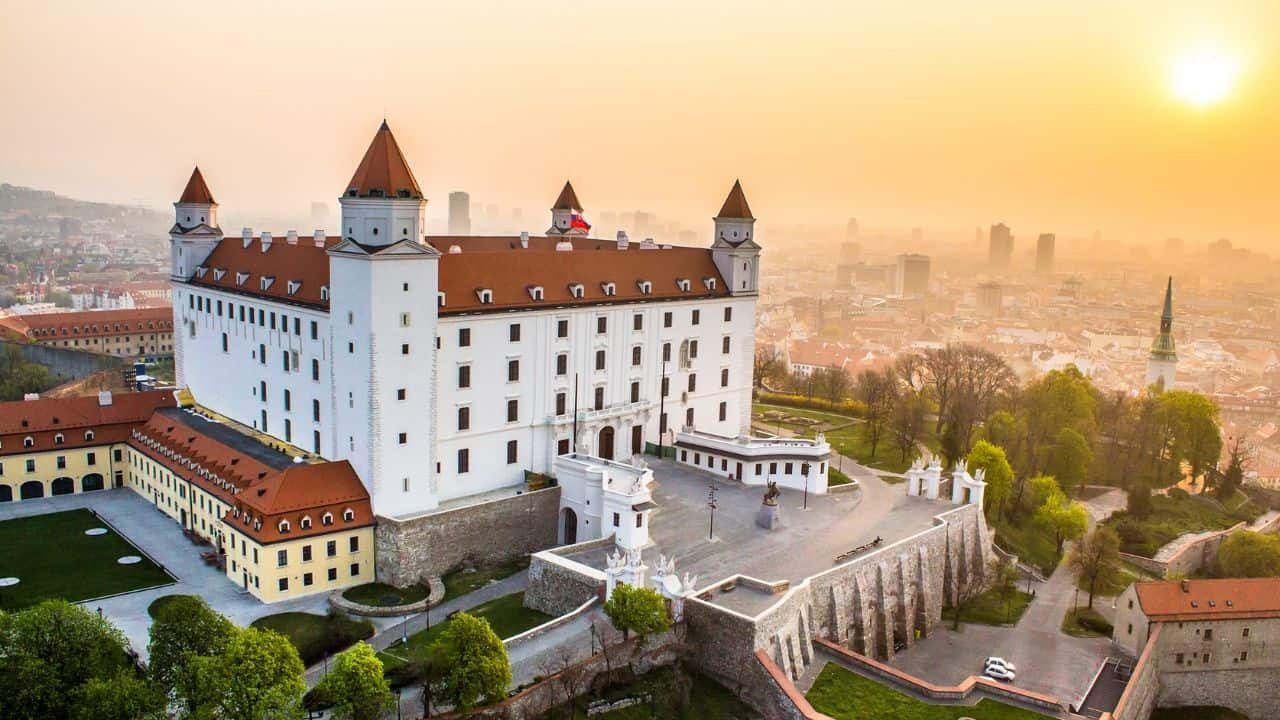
[302,545,312,562]
[724,306,733,322]
[312,399,320,422]
[595,350,606,371]
[663,311,672,328]
[594,387,604,410]
[719,401,727,421]
[662,343,671,363]
[596,316,607,334]
[633,313,643,331]
[56,456,66,469]
[458,365,471,388]
[692,309,700,325]
[557,319,568,338]
[688,374,697,392]
[558,438,570,455]
[459,328,471,347]
[327,540,337,557]
[507,399,518,422]
[303,572,313,587]
[661,377,669,397]
[398,432,407,445]
[277,549,288,567]
[259,343,266,365]
[506,440,518,464]
[328,567,337,581]
[457,449,470,473]
[690,339,699,358]
[269,312,276,330]
[508,359,520,382]
[401,343,409,355]
[721,368,730,387]
[283,389,291,411]
[87,452,96,466]
[350,563,360,577]
[556,354,567,376]
[310,321,318,339]
[221,333,228,352]
[278,578,289,592]
[555,392,567,416]
[632,346,642,366]
[349,536,359,552]
[400,312,411,327]
[312,359,320,381]
[1204,629,1213,641]
[509,323,521,342]
[612,512,620,527]
[722,336,731,354]
[458,407,470,431]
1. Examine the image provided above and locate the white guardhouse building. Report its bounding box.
[169,122,762,524]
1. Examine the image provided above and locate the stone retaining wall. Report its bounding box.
[504,597,597,655]
[374,486,559,587]
[1102,625,1161,720]
[327,576,444,617]
[524,540,608,616]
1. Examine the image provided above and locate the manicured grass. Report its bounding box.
[250,611,374,666]
[568,665,756,719]
[378,591,550,677]
[148,593,198,618]
[806,663,1051,719]
[1075,560,1140,598]
[992,518,1060,577]
[1150,707,1248,720]
[441,557,528,600]
[829,468,854,486]
[752,402,858,428]
[0,509,173,610]
[1060,606,1113,638]
[1105,493,1260,557]
[341,581,429,607]
[942,589,1033,627]
[878,474,907,485]
[824,424,917,474]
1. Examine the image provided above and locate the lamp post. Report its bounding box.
[395,688,402,720]
[801,462,810,510]
[707,480,718,541]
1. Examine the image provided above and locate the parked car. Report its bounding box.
[983,665,1016,682]
[984,657,1017,673]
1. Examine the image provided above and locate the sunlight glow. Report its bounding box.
[1170,48,1241,108]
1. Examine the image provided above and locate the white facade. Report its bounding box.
[673,428,831,494]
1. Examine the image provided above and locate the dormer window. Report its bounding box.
[476,288,494,304]
[343,508,355,522]
[320,286,330,301]
[601,282,617,296]
[637,280,652,295]
[528,286,544,301]
[84,431,95,441]
[676,278,691,292]
[286,280,302,296]
[437,292,446,307]
[23,436,33,448]
[278,520,290,534]
[213,268,226,281]
[54,433,64,445]
[568,283,585,299]
[300,516,312,529]
[195,266,208,279]
[259,276,275,291]
[703,277,717,290]
[322,512,333,526]
[235,272,250,286]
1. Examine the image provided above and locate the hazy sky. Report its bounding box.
[2,1,1277,246]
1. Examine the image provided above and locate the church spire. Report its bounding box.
[715,179,754,220]
[1146,276,1177,389]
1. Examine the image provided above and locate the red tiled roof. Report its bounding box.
[1135,578,1280,622]
[345,121,422,200]
[184,234,729,314]
[0,390,176,457]
[0,307,174,341]
[551,181,582,211]
[179,166,216,204]
[716,180,754,220]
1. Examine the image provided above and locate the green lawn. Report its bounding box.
[441,557,529,600]
[1150,707,1248,720]
[807,663,1051,720]
[992,518,1061,577]
[250,612,374,666]
[824,424,917,474]
[829,468,854,486]
[942,588,1033,627]
[378,591,550,680]
[1060,606,1113,638]
[567,665,757,719]
[1105,492,1260,557]
[148,594,198,618]
[341,582,429,607]
[752,402,858,428]
[0,509,173,610]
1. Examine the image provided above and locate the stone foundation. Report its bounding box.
[374,486,559,586]
[1156,667,1280,720]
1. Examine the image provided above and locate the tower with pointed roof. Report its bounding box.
[339,120,426,248]
[547,181,585,236]
[170,166,223,280]
[711,180,760,296]
[1145,277,1177,389]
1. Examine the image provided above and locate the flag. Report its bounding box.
[570,213,591,231]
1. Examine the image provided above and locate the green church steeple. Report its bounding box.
[1150,276,1176,361]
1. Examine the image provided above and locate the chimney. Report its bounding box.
[260,231,272,252]
[519,231,529,249]
[617,230,630,250]
[98,391,113,407]
[22,393,38,401]
[286,230,298,245]
[313,229,326,247]
[1181,578,1190,593]
[639,237,657,251]
[242,227,253,249]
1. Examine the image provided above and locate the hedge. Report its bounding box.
[753,391,866,418]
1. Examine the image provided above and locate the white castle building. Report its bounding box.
[169,121,761,520]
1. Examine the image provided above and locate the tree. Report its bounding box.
[73,672,166,720]
[1216,531,1280,578]
[190,627,305,720]
[1017,367,1096,474]
[1036,496,1089,557]
[753,348,786,390]
[148,595,236,714]
[949,558,999,630]
[813,366,852,407]
[1068,527,1121,608]
[966,441,1013,521]
[428,613,510,712]
[1127,480,1153,519]
[316,642,393,720]
[855,368,898,458]
[891,389,928,463]
[1150,390,1222,488]
[1215,436,1246,500]
[603,584,671,642]
[1047,427,1093,495]
[992,558,1020,625]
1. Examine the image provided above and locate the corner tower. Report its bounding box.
[711,180,760,295]
[169,167,222,281]
[547,180,586,236]
[1145,277,1178,389]
[339,121,426,247]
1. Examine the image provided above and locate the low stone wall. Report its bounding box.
[504,597,597,655]
[753,649,834,720]
[524,539,609,617]
[1124,512,1280,579]
[1118,552,1169,578]
[374,486,559,587]
[327,576,444,617]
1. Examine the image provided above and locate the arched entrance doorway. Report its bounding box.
[0,486,11,502]
[598,426,615,460]
[20,481,44,500]
[51,477,74,495]
[82,473,105,492]
[562,507,578,545]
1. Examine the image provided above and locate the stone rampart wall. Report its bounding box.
[374,486,559,586]
[1156,667,1280,720]
[0,339,122,382]
[1103,625,1161,720]
[524,543,608,616]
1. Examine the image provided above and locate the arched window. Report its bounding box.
[322,512,333,526]
[23,436,34,448]
[85,430,95,441]
[54,433,64,445]
[342,508,355,522]
[300,516,312,529]
[278,520,290,533]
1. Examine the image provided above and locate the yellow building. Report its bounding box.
[0,306,175,358]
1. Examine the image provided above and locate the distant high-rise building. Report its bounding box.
[846,218,860,242]
[910,227,923,246]
[988,224,1013,270]
[894,254,930,296]
[1036,233,1055,274]
[1145,277,1177,389]
[447,192,471,235]
[977,282,1003,317]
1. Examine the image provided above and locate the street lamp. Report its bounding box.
[707,480,718,541]
[801,463,810,510]
[394,688,402,720]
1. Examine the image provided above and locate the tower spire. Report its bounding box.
[178,166,216,205]
[1146,276,1177,388]
[345,121,422,199]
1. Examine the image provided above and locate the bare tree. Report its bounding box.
[856,368,899,457]
[753,347,786,390]
[537,644,586,719]
[814,366,852,407]
[949,558,999,630]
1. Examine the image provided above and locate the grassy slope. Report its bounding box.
[0,509,172,610]
[378,591,549,673]
[250,612,374,666]
[1105,493,1260,557]
[806,663,1050,720]
[942,589,1033,627]
[1060,607,1113,638]
[441,557,528,600]
[992,517,1061,577]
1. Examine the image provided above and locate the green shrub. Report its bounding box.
[1167,487,1190,501]
[754,390,866,418]
[302,685,336,711]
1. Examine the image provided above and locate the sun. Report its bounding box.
[1170,48,1241,108]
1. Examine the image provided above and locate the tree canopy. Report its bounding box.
[1216,531,1280,578]
[427,612,510,712]
[189,627,306,720]
[1068,527,1121,608]
[603,583,672,642]
[966,440,1013,519]
[315,642,393,720]
[148,594,236,713]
